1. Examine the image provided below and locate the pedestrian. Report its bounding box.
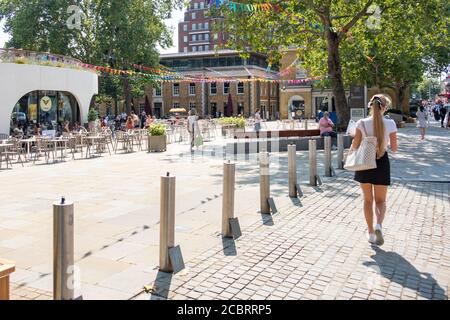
[126,116,134,130]
[319,111,337,138]
[416,106,428,140]
[254,108,262,132]
[351,94,398,246]
[140,111,146,129]
[187,108,199,152]
[439,105,447,128]
[131,111,140,128]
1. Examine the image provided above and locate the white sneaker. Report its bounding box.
[374,224,384,246]
[368,233,377,244]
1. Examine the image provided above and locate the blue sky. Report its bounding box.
[0,8,183,54]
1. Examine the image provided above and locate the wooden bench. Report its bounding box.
[234,129,321,139]
[0,258,15,300]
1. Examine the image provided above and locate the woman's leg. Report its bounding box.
[374,185,388,225]
[361,183,374,234]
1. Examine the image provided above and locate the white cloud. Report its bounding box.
[0,21,10,48]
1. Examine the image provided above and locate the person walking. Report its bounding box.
[187,108,199,152]
[351,94,398,246]
[416,106,428,140]
[439,105,447,128]
[254,109,262,132]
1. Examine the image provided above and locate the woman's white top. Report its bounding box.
[416,111,428,128]
[356,117,397,151]
[187,115,198,131]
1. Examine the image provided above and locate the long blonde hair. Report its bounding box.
[369,94,391,158]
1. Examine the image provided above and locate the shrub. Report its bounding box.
[88,108,98,122]
[148,123,166,136]
[218,117,246,129]
[14,57,28,64]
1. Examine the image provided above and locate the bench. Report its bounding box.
[234,129,321,139]
[0,258,15,300]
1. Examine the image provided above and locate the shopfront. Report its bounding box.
[11,91,81,134]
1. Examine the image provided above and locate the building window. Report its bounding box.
[194,2,198,9]
[211,102,217,117]
[192,12,196,19]
[154,87,161,97]
[173,102,180,109]
[200,2,204,9]
[189,83,196,96]
[192,46,197,52]
[192,23,196,31]
[183,24,187,31]
[183,36,188,43]
[237,82,244,95]
[210,82,217,95]
[198,46,203,52]
[205,45,209,51]
[205,22,209,29]
[189,102,196,110]
[192,34,197,41]
[223,82,230,95]
[183,47,188,53]
[205,33,209,41]
[173,83,180,96]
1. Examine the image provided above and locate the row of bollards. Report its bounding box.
[50,133,347,299]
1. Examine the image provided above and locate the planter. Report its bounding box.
[88,121,97,132]
[148,135,167,152]
[0,258,15,300]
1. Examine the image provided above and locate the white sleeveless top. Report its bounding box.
[356,117,397,151]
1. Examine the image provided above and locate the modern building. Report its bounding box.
[142,50,280,119]
[0,49,98,135]
[178,0,228,53]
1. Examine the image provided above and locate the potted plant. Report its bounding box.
[88,108,98,132]
[148,123,167,152]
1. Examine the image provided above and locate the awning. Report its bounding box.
[169,108,187,113]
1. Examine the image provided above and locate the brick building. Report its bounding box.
[178,0,228,53]
[142,50,279,119]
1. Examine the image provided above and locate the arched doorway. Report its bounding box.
[288,95,305,119]
[10,90,81,135]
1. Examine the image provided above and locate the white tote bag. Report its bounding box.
[344,121,377,172]
[346,119,357,137]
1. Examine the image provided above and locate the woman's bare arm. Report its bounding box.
[389,132,398,153]
[350,128,362,150]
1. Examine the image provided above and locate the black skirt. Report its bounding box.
[354,152,391,186]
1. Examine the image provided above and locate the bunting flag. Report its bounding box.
[209,0,282,13]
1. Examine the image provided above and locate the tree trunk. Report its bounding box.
[326,30,349,129]
[123,76,131,114]
[397,83,409,113]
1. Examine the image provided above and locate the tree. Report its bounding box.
[0,0,182,113]
[217,0,449,126]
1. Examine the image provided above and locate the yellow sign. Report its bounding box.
[40,96,52,112]
[28,104,37,121]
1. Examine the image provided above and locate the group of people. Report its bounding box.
[415,104,450,140]
[431,104,449,128]
[109,111,157,131]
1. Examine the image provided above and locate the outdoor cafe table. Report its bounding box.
[46,138,69,161]
[20,137,36,161]
[84,135,107,158]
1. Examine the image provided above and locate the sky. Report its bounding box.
[0,9,184,54]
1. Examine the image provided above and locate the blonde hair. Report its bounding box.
[369,94,391,158]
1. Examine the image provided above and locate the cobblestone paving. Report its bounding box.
[136,177,449,300]
[10,283,52,300]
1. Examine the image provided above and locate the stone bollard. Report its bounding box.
[304,119,309,130]
[288,144,297,198]
[337,133,344,169]
[309,140,317,186]
[324,136,332,177]
[53,197,74,300]
[222,161,235,238]
[259,151,270,214]
[159,173,176,273]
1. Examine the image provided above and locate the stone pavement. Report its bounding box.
[1,120,449,300]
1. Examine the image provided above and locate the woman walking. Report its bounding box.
[187,108,199,152]
[351,94,398,246]
[416,106,428,140]
[254,109,262,132]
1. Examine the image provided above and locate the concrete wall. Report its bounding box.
[0,63,98,134]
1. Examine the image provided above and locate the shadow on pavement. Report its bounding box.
[150,270,173,300]
[260,213,274,226]
[222,237,237,256]
[364,247,447,300]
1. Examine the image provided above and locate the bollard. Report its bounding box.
[288,144,297,198]
[337,133,344,169]
[222,161,235,238]
[304,119,308,130]
[53,197,74,300]
[259,151,270,214]
[309,140,317,186]
[160,172,176,273]
[324,136,332,177]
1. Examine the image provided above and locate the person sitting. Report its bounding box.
[319,112,337,138]
[63,120,71,133]
[126,116,134,130]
